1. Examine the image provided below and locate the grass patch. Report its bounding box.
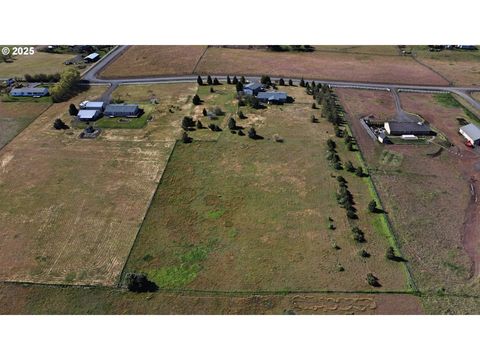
[148,240,217,289]
[434,93,461,108]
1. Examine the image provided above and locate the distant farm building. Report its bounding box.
[384,121,434,136]
[80,101,105,111]
[256,91,288,104]
[104,104,141,118]
[84,52,100,63]
[243,82,264,96]
[459,124,480,147]
[77,109,101,121]
[10,87,49,97]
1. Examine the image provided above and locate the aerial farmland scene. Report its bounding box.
[2,44,480,315]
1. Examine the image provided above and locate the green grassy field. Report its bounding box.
[124,85,409,292]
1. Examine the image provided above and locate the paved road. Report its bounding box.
[83,46,480,112]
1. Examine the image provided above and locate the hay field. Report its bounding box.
[98,46,207,79]
[0,84,196,286]
[195,47,448,85]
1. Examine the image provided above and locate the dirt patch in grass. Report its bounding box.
[98,46,207,79]
[195,47,448,85]
[0,85,193,286]
[125,86,408,293]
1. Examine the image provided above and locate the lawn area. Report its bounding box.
[0,102,51,149]
[124,86,409,292]
[195,47,448,85]
[0,50,74,78]
[98,46,208,79]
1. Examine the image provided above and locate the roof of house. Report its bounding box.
[78,109,99,119]
[85,52,100,60]
[83,101,104,108]
[256,91,287,101]
[244,82,263,90]
[385,121,432,133]
[104,104,139,113]
[11,87,48,94]
[460,124,480,141]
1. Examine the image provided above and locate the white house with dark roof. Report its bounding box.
[10,87,49,97]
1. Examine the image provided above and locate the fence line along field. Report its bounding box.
[125,85,409,293]
[98,46,208,79]
[0,84,196,286]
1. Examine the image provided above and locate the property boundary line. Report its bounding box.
[336,96,420,293]
[115,140,179,288]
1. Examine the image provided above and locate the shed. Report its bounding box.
[84,52,100,62]
[243,82,264,96]
[80,101,104,111]
[77,109,101,121]
[459,124,480,146]
[10,87,49,97]
[256,91,288,104]
[104,104,141,118]
[384,121,433,136]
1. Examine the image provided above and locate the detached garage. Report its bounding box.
[459,124,480,147]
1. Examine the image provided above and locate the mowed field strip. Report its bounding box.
[124,85,409,292]
[0,83,197,286]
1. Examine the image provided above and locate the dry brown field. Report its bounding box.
[195,47,449,85]
[98,46,207,78]
[0,84,196,286]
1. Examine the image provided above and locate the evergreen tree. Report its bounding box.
[232,76,238,84]
[197,76,203,86]
[69,103,78,116]
[228,117,237,130]
[240,76,246,84]
[213,77,220,85]
[355,166,364,177]
[207,75,213,85]
[202,108,207,116]
[299,78,305,87]
[192,94,201,105]
[227,75,231,84]
[279,78,285,86]
[248,127,257,139]
[236,82,244,92]
[288,79,293,86]
[196,120,203,129]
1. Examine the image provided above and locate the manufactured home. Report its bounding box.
[104,104,141,118]
[459,124,480,147]
[10,87,49,97]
